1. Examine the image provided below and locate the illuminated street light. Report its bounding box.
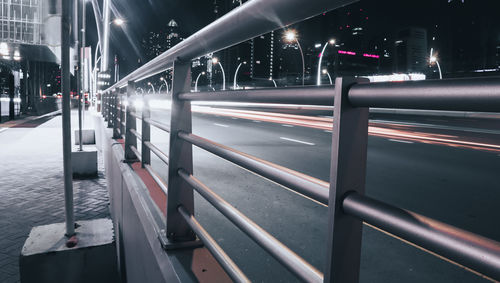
[147,82,155,94]
[322,69,333,85]
[429,48,443,79]
[159,77,170,93]
[317,39,335,86]
[195,71,206,92]
[212,57,226,90]
[113,18,124,26]
[284,30,305,85]
[233,61,247,89]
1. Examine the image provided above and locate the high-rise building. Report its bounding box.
[166,19,183,50]
[250,32,277,80]
[394,28,428,73]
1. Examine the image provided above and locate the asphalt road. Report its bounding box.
[138,106,500,283]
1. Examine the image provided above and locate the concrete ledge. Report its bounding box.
[72,149,98,178]
[74,129,96,145]
[98,116,231,283]
[19,218,118,283]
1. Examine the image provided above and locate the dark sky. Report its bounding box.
[86,0,500,76]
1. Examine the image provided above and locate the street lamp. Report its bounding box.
[147,82,155,94]
[233,61,247,89]
[317,39,335,86]
[212,57,226,90]
[159,77,169,93]
[284,30,305,85]
[322,69,333,85]
[112,18,124,26]
[195,71,206,92]
[429,49,442,80]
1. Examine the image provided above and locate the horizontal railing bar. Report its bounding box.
[144,164,168,196]
[178,170,323,283]
[343,192,500,281]
[144,141,169,166]
[177,205,250,283]
[130,146,141,162]
[178,132,329,205]
[130,112,142,120]
[104,0,357,91]
[144,118,170,133]
[179,86,335,105]
[349,77,500,112]
[130,128,142,140]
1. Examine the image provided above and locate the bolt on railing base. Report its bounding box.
[158,230,204,251]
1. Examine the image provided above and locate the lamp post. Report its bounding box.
[317,39,335,86]
[212,57,226,90]
[233,61,247,89]
[159,77,169,93]
[147,82,155,94]
[429,49,442,79]
[285,30,305,85]
[322,69,333,85]
[195,71,206,92]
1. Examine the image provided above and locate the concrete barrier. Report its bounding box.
[95,115,232,283]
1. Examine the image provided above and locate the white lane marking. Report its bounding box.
[324,130,332,133]
[389,139,414,144]
[214,123,229,128]
[280,137,315,146]
[231,117,238,120]
[282,124,294,128]
[252,120,261,123]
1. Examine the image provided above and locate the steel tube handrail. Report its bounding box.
[179,86,336,105]
[349,77,500,112]
[178,132,329,205]
[130,112,142,120]
[144,164,168,196]
[178,170,323,283]
[130,128,142,140]
[144,141,169,166]
[130,146,142,162]
[144,117,170,133]
[178,205,250,283]
[104,0,357,91]
[343,192,500,281]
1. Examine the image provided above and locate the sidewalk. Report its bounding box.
[0,110,110,283]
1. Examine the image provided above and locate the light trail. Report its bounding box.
[192,106,500,153]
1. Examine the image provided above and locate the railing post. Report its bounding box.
[166,60,195,242]
[107,92,114,128]
[124,82,138,161]
[120,92,125,138]
[141,94,151,167]
[112,91,120,138]
[324,77,369,283]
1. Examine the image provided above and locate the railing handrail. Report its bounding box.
[104,0,357,92]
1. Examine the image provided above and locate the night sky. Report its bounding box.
[86,0,500,76]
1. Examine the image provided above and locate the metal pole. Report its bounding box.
[61,0,75,237]
[297,40,305,86]
[436,60,443,79]
[124,82,137,160]
[317,42,329,86]
[141,94,151,167]
[166,60,195,242]
[217,62,226,90]
[77,0,83,151]
[195,72,204,92]
[233,62,244,89]
[324,77,369,282]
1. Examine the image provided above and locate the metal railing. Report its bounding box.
[99,0,500,281]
